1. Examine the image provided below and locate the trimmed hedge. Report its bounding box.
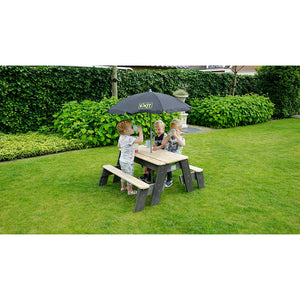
[0,66,112,133]
[53,97,180,147]
[117,68,257,101]
[188,94,274,128]
[255,66,300,118]
[0,66,256,133]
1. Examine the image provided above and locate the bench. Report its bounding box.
[179,165,205,189]
[99,165,152,212]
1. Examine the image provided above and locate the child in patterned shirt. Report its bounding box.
[117,120,143,195]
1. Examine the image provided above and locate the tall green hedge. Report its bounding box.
[255,66,300,118]
[117,69,257,101]
[0,66,112,133]
[0,66,256,133]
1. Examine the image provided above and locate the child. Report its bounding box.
[117,120,143,195]
[161,118,185,187]
[153,120,168,151]
[139,120,167,183]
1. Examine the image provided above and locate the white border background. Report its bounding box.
[1,1,299,299]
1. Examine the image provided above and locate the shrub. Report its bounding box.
[256,66,300,118]
[188,94,274,128]
[53,97,180,147]
[0,132,85,161]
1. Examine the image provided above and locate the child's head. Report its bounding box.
[117,120,133,135]
[154,120,165,136]
[170,118,182,131]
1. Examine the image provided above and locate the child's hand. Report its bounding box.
[171,129,179,139]
[168,128,175,136]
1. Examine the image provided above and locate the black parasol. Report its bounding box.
[108,90,191,152]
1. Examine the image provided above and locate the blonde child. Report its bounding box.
[139,120,167,183]
[117,120,143,195]
[153,120,167,151]
[161,118,185,187]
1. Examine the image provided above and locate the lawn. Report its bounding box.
[0,118,299,234]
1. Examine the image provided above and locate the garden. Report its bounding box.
[0,66,299,233]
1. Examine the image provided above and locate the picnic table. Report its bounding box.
[133,145,194,206]
[99,145,204,212]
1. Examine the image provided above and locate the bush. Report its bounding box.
[188,94,274,128]
[256,66,300,118]
[53,97,180,147]
[0,132,85,161]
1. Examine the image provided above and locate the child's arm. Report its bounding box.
[133,126,143,144]
[161,134,170,148]
[153,143,165,151]
[173,130,185,147]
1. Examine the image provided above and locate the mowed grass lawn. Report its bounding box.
[0,118,299,234]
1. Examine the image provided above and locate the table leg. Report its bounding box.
[113,152,121,183]
[180,159,194,192]
[150,165,168,206]
[99,168,109,186]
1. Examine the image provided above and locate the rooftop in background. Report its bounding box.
[116,65,261,75]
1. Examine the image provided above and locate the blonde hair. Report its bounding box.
[154,120,165,128]
[117,120,132,134]
[170,118,182,130]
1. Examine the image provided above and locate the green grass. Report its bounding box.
[0,118,299,233]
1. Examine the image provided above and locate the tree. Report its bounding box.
[230,66,245,96]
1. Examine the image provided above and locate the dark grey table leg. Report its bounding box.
[195,171,205,189]
[113,152,121,183]
[134,189,148,212]
[180,159,194,192]
[150,165,168,206]
[99,168,110,186]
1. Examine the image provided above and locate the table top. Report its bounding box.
[135,145,188,166]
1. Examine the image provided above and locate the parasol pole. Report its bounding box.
[149,89,153,153]
[150,113,153,153]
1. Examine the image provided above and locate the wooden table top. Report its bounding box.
[135,145,188,166]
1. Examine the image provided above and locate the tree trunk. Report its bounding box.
[112,66,118,98]
[232,66,237,96]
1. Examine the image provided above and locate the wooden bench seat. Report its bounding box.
[99,165,152,212]
[179,165,205,189]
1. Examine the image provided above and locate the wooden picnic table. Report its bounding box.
[100,145,203,211]
[131,145,194,206]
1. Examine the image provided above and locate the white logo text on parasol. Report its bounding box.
[138,103,153,110]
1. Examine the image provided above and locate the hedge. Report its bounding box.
[188,94,274,128]
[0,66,257,133]
[0,132,85,162]
[0,66,112,133]
[255,66,300,118]
[53,97,180,147]
[117,68,257,101]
